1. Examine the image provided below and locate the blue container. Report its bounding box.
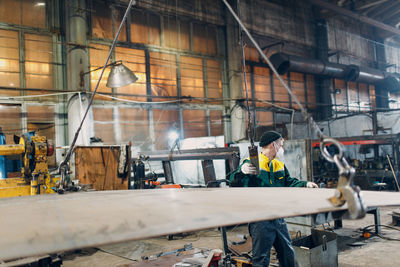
[0,132,5,179]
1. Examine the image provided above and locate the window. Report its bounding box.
[164,17,190,50]
[118,107,149,146]
[0,0,46,29]
[153,109,179,150]
[92,2,113,40]
[256,111,273,126]
[210,110,223,136]
[0,104,22,144]
[244,47,259,62]
[369,85,376,109]
[358,83,371,111]
[290,72,306,110]
[193,23,217,55]
[115,47,146,101]
[93,107,115,144]
[89,44,111,97]
[333,79,347,112]
[131,10,161,45]
[25,34,53,93]
[0,29,20,94]
[306,74,316,109]
[207,60,223,104]
[181,56,203,102]
[150,52,177,101]
[253,67,272,107]
[273,73,289,108]
[183,109,207,138]
[347,81,359,111]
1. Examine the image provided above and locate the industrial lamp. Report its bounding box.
[80,60,138,88]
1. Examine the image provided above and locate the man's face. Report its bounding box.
[273,138,284,152]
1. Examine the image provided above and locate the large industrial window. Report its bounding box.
[256,111,274,126]
[93,107,115,144]
[25,34,53,92]
[333,79,347,112]
[150,52,177,101]
[242,65,253,100]
[181,56,204,102]
[273,73,290,108]
[0,104,22,144]
[131,10,160,45]
[91,1,127,41]
[118,107,149,146]
[89,44,111,97]
[164,17,190,50]
[290,72,306,110]
[0,0,46,29]
[115,47,147,101]
[347,81,359,111]
[359,83,371,111]
[0,29,20,94]
[207,60,223,104]
[333,79,373,113]
[369,85,376,108]
[306,74,316,109]
[193,23,217,55]
[153,109,179,150]
[210,110,223,136]
[183,109,207,138]
[254,67,272,108]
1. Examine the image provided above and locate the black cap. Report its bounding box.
[259,131,282,147]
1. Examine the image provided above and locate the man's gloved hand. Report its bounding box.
[306,182,319,188]
[241,163,258,175]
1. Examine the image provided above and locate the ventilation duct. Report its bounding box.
[270,53,400,92]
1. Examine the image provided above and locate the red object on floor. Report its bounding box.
[161,184,182,189]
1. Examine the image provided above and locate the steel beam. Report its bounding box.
[139,147,240,161]
[306,0,400,36]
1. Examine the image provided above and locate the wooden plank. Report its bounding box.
[75,146,129,190]
[0,188,399,261]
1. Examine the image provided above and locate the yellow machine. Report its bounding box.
[0,134,59,198]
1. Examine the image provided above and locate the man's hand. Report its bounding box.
[241,163,258,175]
[306,182,319,188]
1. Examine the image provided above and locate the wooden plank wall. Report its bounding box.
[75,146,131,190]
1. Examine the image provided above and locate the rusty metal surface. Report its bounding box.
[0,188,399,261]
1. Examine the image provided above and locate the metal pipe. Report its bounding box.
[0,145,25,156]
[270,53,400,91]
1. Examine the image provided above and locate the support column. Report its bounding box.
[225,0,246,142]
[313,7,332,120]
[66,0,89,91]
[375,37,389,110]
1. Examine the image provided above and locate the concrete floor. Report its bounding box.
[62,206,400,267]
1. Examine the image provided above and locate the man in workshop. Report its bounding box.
[230,130,318,267]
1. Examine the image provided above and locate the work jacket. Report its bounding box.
[229,152,307,187]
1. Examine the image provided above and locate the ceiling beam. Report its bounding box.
[306,0,400,37]
[380,4,400,23]
[383,12,400,27]
[357,0,390,11]
[366,1,400,19]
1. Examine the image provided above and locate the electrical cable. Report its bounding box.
[238,13,254,145]
[360,224,400,242]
